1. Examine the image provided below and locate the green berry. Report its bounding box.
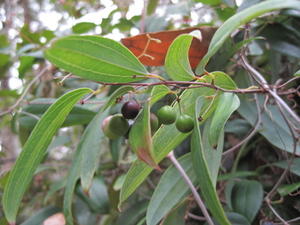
[102,114,129,139]
[157,105,177,125]
[175,114,194,133]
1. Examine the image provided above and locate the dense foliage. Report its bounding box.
[0,0,300,225]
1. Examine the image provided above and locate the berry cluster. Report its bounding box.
[102,100,194,140]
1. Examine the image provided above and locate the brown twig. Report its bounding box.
[167,151,215,225]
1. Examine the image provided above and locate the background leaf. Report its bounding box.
[20,206,61,225]
[146,154,196,225]
[45,35,149,83]
[2,88,92,223]
[196,0,300,73]
[228,180,263,223]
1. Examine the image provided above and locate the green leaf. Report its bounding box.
[196,0,300,74]
[194,0,220,6]
[64,109,109,224]
[119,73,232,206]
[160,201,188,225]
[150,85,171,105]
[273,158,300,176]
[207,212,251,225]
[191,97,231,225]
[146,154,196,225]
[238,95,300,155]
[20,206,61,225]
[206,71,237,90]
[76,176,109,213]
[294,69,300,76]
[72,22,96,34]
[18,56,35,79]
[209,93,240,146]
[79,110,109,191]
[19,98,96,130]
[147,0,159,15]
[165,34,195,81]
[101,86,134,112]
[228,180,263,223]
[2,88,92,223]
[129,100,158,169]
[278,182,300,197]
[45,35,148,83]
[114,201,148,225]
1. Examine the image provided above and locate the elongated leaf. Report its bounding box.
[294,69,300,76]
[101,86,134,112]
[19,98,96,130]
[150,85,171,105]
[2,88,92,223]
[129,100,158,169]
[191,97,231,225]
[80,110,109,191]
[160,201,188,225]
[20,206,60,225]
[119,72,235,206]
[72,22,96,34]
[229,180,263,223]
[45,35,148,83]
[64,109,109,224]
[209,93,240,146]
[147,0,159,15]
[146,154,196,225]
[238,95,300,155]
[165,34,195,81]
[114,201,148,225]
[278,182,300,197]
[196,0,300,73]
[273,158,300,176]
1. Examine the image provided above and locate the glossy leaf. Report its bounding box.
[45,35,148,83]
[209,93,240,146]
[2,88,92,223]
[165,34,195,81]
[129,100,158,169]
[19,98,96,130]
[229,180,263,223]
[196,0,300,73]
[150,85,171,105]
[101,86,134,112]
[146,154,196,225]
[119,72,233,206]
[64,109,109,224]
[191,97,231,225]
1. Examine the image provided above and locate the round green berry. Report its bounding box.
[157,105,177,125]
[175,114,194,133]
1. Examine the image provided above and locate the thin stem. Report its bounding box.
[0,65,51,117]
[167,151,215,225]
[241,55,300,125]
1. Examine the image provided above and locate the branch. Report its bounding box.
[240,55,300,125]
[0,65,51,117]
[167,151,215,225]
